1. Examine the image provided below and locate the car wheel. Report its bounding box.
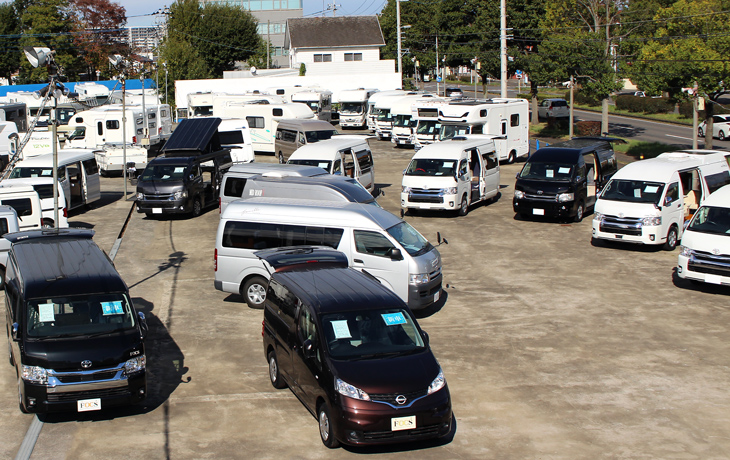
[508,151,516,164]
[278,152,284,164]
[698,127,704,137]
[241,276,267,309]
[458,195,469,216]
[41,219,54,229]
[574,201,585,223]
[720,131,726,141]
[191,198,202,217]
[0,266,5,291]
[664,225,679,251]
[268,350,286,389]
[318,402,340,448]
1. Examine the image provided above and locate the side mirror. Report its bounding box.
[421,330,430,345]
[437,232,448,245]
[515,172,520,179]
[664,196,673,206]
[138,311,148,339]
[302,339,314,358]
[388,248,403,261]
[11,322,19,341]
[684,219,691,230]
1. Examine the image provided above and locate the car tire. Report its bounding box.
[664,225,679,251]
[574,202,585,223]
[720,131,726,141]
[241,276,267,309]
[191,198,202,217]
[508,151,516,164]
[318,402,340,448]
[278,152,284,164]
[458,195,469,216]
[698,127,704,137]
[268,350,286,389]
[41,219,54,229]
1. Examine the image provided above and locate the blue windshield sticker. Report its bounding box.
[382,313,406,326]
[101,301,124,316]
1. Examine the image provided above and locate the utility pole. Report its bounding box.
[396,0,402,76]
[500,0,507,98]
[436,36,439,96]
[569,75,575,139]
[267,20,271,69]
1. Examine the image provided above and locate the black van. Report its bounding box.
[260,247,452,448]
[136,117,233,217]
[513,137,621,222]
[5,229,148,413]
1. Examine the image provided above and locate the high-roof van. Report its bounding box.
[0,205,19,288]
[5,229,148,413]
[592,150,730,250]
[677,184,730,285]
[287,137,376,194]
[1,177,68,228]
[241,175,381,207]
[214,198,443,310]
[219,163,328,214]
[274,118,339,164]
[0,184,42,231]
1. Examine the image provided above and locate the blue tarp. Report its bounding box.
[0,79,157,97]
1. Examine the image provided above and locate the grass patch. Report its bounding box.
[529,121,570,140]
[615,140,677,160]
[572,103,691,125]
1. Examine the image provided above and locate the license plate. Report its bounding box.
[152,208,162,214]
[615,234,623,239]
[532,209,545,216]
[434,290,440,302]
[77,398,101,412]
[391,415,416,431]
[419,203,430,209]
[705,274,723,285]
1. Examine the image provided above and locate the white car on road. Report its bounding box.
[698,114,730,140]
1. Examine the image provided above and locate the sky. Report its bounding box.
[124,0,387,28]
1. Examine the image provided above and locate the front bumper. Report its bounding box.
[591,220,664,245]
[407,273,443,310]
[402,192,459,211]
[136,198,190,215]
[513,198,577,219]
[678,251,730,284]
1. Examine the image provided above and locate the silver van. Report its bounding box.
[274,118,338,164]
[241,175,381,207]
[219,163,328,214]
[214,198,443,310]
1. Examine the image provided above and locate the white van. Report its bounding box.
[214,198,443,310]
[0,204,19,288]
[8,149,101,211]
[219,163,328,214]
[401,135,501,216]
[287,137,376,194]
[0,177,68,228]
[218,118,255,163]
[677,184,730,285]
[0,185,42,230]
[592,151,730,250]
[274,118,339,164]
[241,175,381,207]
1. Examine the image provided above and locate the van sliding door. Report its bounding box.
[82,158,101,203]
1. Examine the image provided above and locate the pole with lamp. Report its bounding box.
[109,54,130,199]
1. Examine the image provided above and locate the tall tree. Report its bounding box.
[0,3,21,81]
[68,0,127,80]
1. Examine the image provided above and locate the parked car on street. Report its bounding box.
[698,115,730,140]
[537,98,569,120]
[444,87,464,98]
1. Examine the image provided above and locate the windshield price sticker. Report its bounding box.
[101,301,124,315]
[546,169,554,178]
[174,167,185,173]
[644,185,659,193]
[38,303,55,322]
[558,167,570,174]
[382,312,407,326]
[331,320,352,339]
[634,188,642,198]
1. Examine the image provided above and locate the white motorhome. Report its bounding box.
[187,92,215,118]
[9,149,101,211]
[366,90,410,133]
[373,92,430,141]
[218,118,255,163]
[337,88,378,128]
[212,102,314,154]
[677,184,730,285]
[0,120,19,167]
[291,89,333,123]
[0,177,68,228]
[390,95,436,147]
[411,99,449,151]
[287,136,376,194]
[214,198,443,311]
[0,204,19,287]
[592,151,730,250]
[401,135,501,216]
[210,93,287,116]
[438,98,530,163]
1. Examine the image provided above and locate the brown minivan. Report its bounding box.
[259,247,453,448]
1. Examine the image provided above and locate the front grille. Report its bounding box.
[362,424,441,441]
[688,250,730,276]
[428,266,441,281]
[524,192,557,201]
[409,189,444,204]
[141,193,173,201]
[47,387,130,402]
[420,282,442,298]
[56,371,118,383]
[369,389,428,406]
[600,215,643,236]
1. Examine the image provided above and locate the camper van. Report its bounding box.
[592,150,730,250]
[287,137,376,194]
[274,119,339,163]
[214,198,443,310]
[218,118,255,163]
[366,90,409,133]
[291,89,333,122]
[9,149,101,212]
[0,102,28,133]
[390,95,436,147]
[402,136,501,216]
[212,102,314,154]
[412,99,449,151]
[219,163,328,214]
[94,144,148,176]
[374,92,429,141]
[438,98,529,163]
[337,88,378,128]
[0,185,42,230]
[210,93,288,116]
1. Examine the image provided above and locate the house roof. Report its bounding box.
[286,16,385,49]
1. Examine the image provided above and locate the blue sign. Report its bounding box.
[515,70,523,77]
[382,312,407,326]
[437,76,442,82]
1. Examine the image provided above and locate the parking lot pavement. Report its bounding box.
[3,135,730,459]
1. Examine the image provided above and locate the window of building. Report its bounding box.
[314,54,332,63]
[344,53,363,61]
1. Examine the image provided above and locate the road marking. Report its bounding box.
[14,415,42,460]
[666,134,693,141]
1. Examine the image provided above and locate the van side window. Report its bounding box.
[665,182,679,204]
[97,121,103,136]
[458,160,468,177]
[57,167,67,181]
[1,198,32,217]
[501,121,507,135]
[705,171,730,194]
[267,279,298,327]
[354,230,396,257]
[298,307,322,364]
[273,108,283,117]
[246,117,265,129]
[82,158,99,175]
[0,217,8,235]
[106,120,119,130]
[356,150,373,173]
[222,221,344,249]
[511,114,519,127]
[484,152,497,170]
[224,178,246,198]
[280,129,296,143]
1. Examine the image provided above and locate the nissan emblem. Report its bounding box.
[81,360,92,369]
[395,395,407,405]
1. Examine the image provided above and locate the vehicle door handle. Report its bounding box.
[354,259,364,264]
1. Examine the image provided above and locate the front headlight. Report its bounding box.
[679,245,692,257]
[22,365,48,384]
[444,187,458,195]
[642,216,661,226]
[136,192,144,200]
[514,190,525,199]
[593,212,603,222]
[557,192,574,203]
[123,355,146,375]
[173,190,187,200]
[402,185,411,193]
[409,273,429,285]
[336,378,370,401]
[427,368,446,395]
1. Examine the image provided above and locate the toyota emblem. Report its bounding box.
[395,395,407,405]
[713,249,721,255]
[537,190,543,195]
[81,360,92,369]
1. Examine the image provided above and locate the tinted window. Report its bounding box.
[305,130,337,143]
[83,158,99,175]
[219,130,244,144]
[246,117,265,129]
[511,114,519,127]
[222,221,344,249]
[97,121,103,136]
[354,230,395,257]
[0,217,8,235]
[356,150,373,173]
[279,129,296,143]
[106,120,120,130]
[267,279,298,326]
[32,184,54,199]
[273,108,283,117]
[223,177,246,198]
[705,171,730,194]
[1,198,32,217]
[665,182,679,203]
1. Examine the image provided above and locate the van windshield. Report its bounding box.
[600,179,665,204]
[340,102,364,114]
[9,167,53,179]
[439,124,470,141]
[305,130,338,143]
[518,162,574,182]
[405,158,456,177]
[393,115,411,128]
[139,163,188,181]
[25,293,136,339]
[387,221,433,256]
[417,120,440,135]
[322,308,425,360]
[376,109,392,122]
[288,159,331,171]
[687,206,730,235]
[67,127,85,140]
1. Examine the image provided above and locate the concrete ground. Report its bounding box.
[2,132,730,459]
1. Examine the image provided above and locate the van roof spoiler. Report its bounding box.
[5,228,95,244]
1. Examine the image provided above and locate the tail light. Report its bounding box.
[63,207,67,218]
[132,136,137,144]
[214,248,218,271]
[159,127,162,134]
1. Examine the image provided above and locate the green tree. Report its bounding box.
[0,3,21,81]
